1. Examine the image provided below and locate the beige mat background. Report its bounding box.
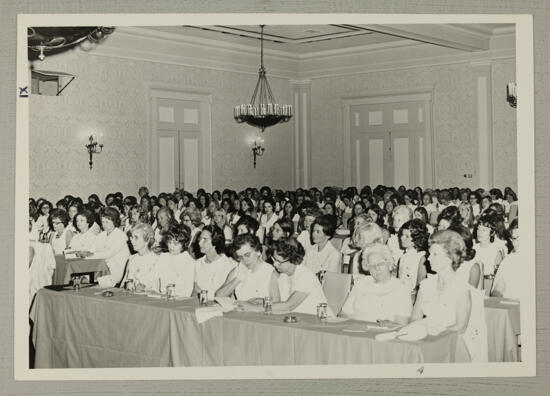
[1,0,549,394]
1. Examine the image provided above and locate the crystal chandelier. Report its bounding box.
[234,25,292,132]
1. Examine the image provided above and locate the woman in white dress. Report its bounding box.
[303,214,340,276]
[340,245,411,324]
[397,219,428,297]
[236,237,331,316]
[89,207,130,287]
[152,223,196,297]
[217,234,280,302]
[491,219,523,299]
[192,224,236,301]
[69,209,98,254]
[120,223,159,291]
[48,209,74,254]
[257,197,279,244]
[449,225,482,289]
[410,230,472,334]
[473,213,505,276]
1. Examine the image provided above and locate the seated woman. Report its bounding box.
[397,219,428,297]
[152,223,195,297]
[89,207,131,286]
[180,207,204,254]
[32,200,52,242]
[449,225,482,289]
[303,214,340,276]
[410,230,472,334]
[120,223,159,292]
[491,219,523,299]
[296,207,321,251]
[340,245,411,324]
[473,213,505,276]
[236,237,331,316]
[69,209,98,254]
[48,209,74,254]
[349,222,386,276]
[153,206,176,247]
[212,208,233,245]
[192,224,236,301]
[257,197,279,244]
[234,214,260,237]
[217,234,280,302]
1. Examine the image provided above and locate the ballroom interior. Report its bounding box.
[28,22,517,201]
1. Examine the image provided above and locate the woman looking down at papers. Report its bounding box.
[236,238,331,316]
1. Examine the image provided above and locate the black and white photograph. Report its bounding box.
[15,13,536,379]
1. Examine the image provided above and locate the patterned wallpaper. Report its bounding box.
[309,59,517,191]
[29,51,293,202]
[29,50,516,202]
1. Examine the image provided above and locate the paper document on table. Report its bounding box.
[63,251,78,259]
[195,306,224,323]
[215,297,236,312]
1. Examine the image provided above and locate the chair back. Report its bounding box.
[322,272,352,316]
[462,286,489,362]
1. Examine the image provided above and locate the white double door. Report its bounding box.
[349,96,432,189]
[151,91,212,194]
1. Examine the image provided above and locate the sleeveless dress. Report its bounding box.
[234,261,275,301]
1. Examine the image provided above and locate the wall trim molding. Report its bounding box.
[77,27,515,81]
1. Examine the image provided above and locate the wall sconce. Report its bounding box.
[506,82,517,108]
[251,137,265,168]
[85,134,103,170]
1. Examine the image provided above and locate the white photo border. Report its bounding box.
[15,13,536,380]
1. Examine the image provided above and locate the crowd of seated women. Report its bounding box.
[29,183,522,352]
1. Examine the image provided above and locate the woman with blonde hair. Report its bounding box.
[120,223,159,291]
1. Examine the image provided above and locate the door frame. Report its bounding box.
[146,82,213,194]
[342,87,434,188]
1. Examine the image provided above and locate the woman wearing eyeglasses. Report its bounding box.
[236,237,331,316]
[340,244,411,324]
[48,209,74,254]
[217,234,280,302]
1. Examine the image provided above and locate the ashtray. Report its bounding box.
[102,291,114,297]
[283,315,298,323]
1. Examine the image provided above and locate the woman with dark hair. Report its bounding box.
[89,207,130,286]
[48,209,74,254]
[413,206,434,234]
[352,201,367,218]
[153,223,196,297]
[217,234,280,302]
[469,191,481,218]
[33,200,52,241]
[192,224,236,301]
[88,194,102,206]
[397,219,429,296]
[258,197,279,244]
[505,188,518,223]
[366,205,385,228]
[302,214,340,276]
[437,206,462,231]
[473,213,505,277]
[69,209,98,253]
[410,230,472,334]
[449,225,482,289]
[236,237,331,315]
[491,219,522,299]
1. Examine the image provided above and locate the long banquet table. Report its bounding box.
[31,287,521,368]
[32,287,466,368]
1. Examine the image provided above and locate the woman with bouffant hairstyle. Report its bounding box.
[410,230,472,333]
[236,237,331,316]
